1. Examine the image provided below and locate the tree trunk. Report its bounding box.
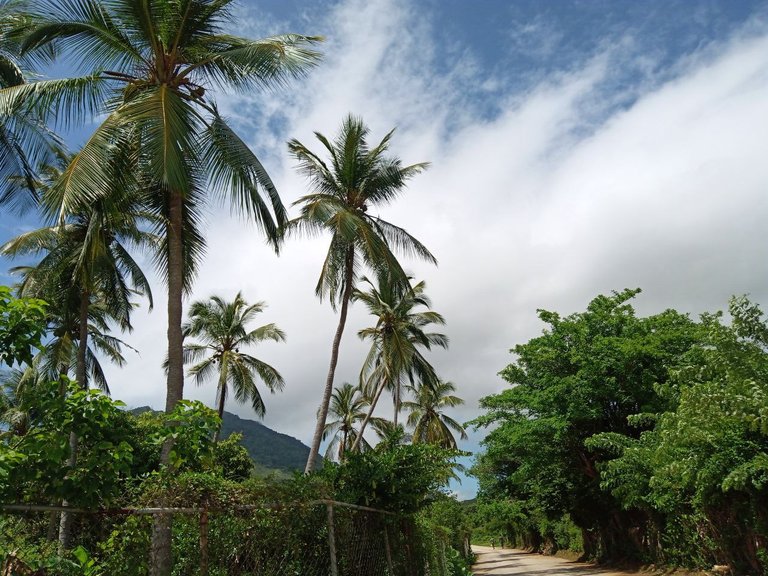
[212,377,227,443]
[163,189,186,425]
[152,190,185,576]
[393,380,400,428]
[57,432,78,553]
[58,289,89,553]
[305,250,355,473]
[340,428,348,461]
[349,377,388,453]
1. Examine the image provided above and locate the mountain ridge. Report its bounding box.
[130,406,317,473]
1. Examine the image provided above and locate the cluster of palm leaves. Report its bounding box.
[321,275,467,463]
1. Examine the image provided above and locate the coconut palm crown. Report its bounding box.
[349,273,448,453]
[404,379,467,449]
[181,292,286,441]
[321,382,374,462]
[1,148,154,392]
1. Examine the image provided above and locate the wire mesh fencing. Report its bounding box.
[1,500,460,575]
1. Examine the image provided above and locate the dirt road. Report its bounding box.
[472,546,635,576]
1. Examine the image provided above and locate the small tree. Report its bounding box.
[404,380,467,449]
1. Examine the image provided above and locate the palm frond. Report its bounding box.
[205,110,286,247]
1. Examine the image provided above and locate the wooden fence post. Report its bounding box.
[384,526,394,574]
[327,503,338,576]
[199,507,209,576]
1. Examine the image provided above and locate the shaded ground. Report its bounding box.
[471,546,637,576]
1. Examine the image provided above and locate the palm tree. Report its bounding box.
[1,149,154,393]
[321,382,379,461]
[403,380,467,449]
[287,114,435,472]
[12,271,137,393]
[2,149,153,550]
[181,292,286,442]
[349,274,448,453]
[0,364,44,437]
[2,0,321,451]
[0,0,57,212]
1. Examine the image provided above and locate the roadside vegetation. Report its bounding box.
[472,290,768,574]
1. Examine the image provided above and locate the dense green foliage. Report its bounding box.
[473,290,768,573]
[133,408,316,475]
[0,285,46,367]
[0,378,133,506]
[0,286,470,574]
[322,430,462,514]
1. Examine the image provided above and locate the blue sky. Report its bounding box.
[2,0,768,499]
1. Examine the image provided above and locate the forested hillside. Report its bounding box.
[131,407,317,473]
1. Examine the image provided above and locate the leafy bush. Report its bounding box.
[322,437,461,514]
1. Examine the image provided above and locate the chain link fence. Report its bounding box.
[1,500,462,575]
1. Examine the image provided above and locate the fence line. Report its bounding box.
[0,498,397,516]
[1,499,457,576]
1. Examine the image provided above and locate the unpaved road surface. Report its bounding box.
[472,546,635,576]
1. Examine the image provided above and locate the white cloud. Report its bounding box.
[100,0,768,496]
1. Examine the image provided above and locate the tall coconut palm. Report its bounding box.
[321,382,381,461]
[2,148,154,550]
[287,114,434,472]
[404,379,467,449]
[181,292,286,442]
[349,274,448,452]
[2,0,321,449]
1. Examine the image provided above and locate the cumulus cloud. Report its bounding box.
[95,0,768,498]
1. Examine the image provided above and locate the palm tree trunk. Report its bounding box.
[305,250,354,473]
[349,377,388,453]
[212,374,227,443]
[393,381,400,428]
[152,191,185,576]
[340,428,348,461]
[164,190,186,424]
[58,289,89,553]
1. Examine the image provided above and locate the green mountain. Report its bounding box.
[219,411,318,473]
[131,407,318,474]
